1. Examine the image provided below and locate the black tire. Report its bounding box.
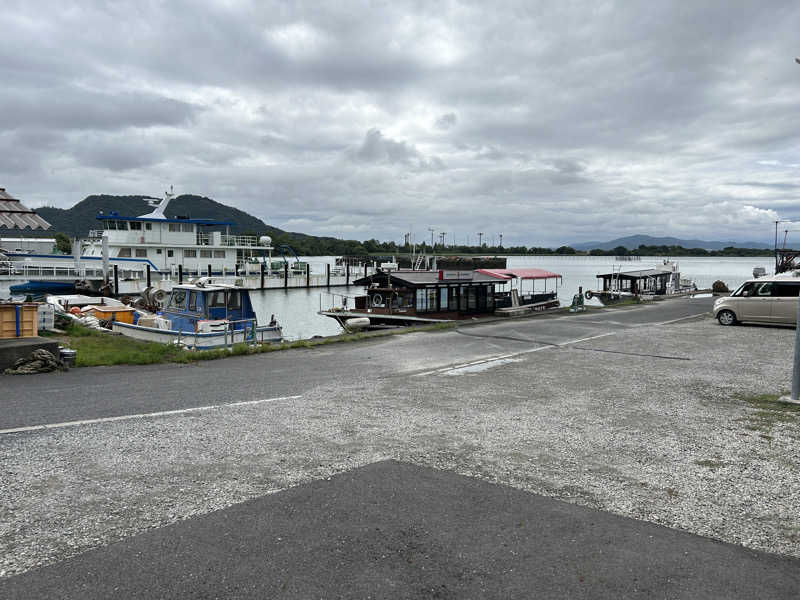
[717,309,737,326]
[584,290,593,300]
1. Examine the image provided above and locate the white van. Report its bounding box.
[713,274,800,326]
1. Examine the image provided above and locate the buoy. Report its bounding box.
[345,317,370,330]
[69,307,81,315]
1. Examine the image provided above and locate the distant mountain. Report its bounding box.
[571,234,772,251]
[36,194,282,238]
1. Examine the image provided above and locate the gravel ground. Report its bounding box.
[1,316,799,578]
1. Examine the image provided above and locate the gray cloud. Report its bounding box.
[2,1,799,246]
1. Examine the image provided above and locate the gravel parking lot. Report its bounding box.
[1,315,799,578]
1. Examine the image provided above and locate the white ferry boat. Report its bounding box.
[2,189,276,294]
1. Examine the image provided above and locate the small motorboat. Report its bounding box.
[112,278,282,349]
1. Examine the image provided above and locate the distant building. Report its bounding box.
[0,187,55,252]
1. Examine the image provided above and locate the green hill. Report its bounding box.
[35,194,370,255]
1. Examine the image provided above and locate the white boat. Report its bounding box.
[112,279,282,349]
[3,188,277,294]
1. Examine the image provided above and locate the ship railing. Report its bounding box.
[177,318,278,351]
[0,261,144,280]
[195,234,263,247]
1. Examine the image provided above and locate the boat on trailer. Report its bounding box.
[112,279,282,349]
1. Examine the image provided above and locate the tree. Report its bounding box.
[54,232,72,254]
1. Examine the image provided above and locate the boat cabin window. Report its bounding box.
[188,291,198,312]
[184,249,197,258]
[200,250,212,258]
[145,223,152,230]
[213,250,225,258]
[169,223,181,232]
[106,220,116,230]
[167,290,187,310]
[129,221,142,231]
[135,249,147,257]
[167,250,174,257]
[208,291,226,308]
[227,291,241,310]
[118,248,132,257]
[117,221,128,230]
[181,224,194,232]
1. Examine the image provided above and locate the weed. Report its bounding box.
[694,459,725,469]
[737,392,800,433]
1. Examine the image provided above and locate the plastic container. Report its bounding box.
[59,348,77,367]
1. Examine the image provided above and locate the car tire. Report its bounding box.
[717,309,737,326]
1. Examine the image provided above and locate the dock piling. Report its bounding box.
[113,264,119,296]
[178,264,183,284]
[146,265,151,288]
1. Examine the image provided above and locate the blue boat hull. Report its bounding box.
[9,280,76,294]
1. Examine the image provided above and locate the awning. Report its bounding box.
[476,268,562,280]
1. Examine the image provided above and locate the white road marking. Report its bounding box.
[0,395,303,435]
[413,332,614,377]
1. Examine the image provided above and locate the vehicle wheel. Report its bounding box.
[717,310,737,326]
[584,290,593,300]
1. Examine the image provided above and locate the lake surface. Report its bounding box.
[0,255,772,340]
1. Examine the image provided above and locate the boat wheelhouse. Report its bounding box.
[112,279,282,349]
[586,261,695,302]
[319,268,500,329]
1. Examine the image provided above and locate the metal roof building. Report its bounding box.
[0,188,52,230]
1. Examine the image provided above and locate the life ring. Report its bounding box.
[584,290,593,300]
[372,294,383,306]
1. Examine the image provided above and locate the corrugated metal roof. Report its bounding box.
[477,268,562,280]
[353,269,498,286]
[595,268,672,278]
[0,189,52,230]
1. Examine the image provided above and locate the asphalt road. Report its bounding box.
[2,461,797,599]
[0,297,714,430]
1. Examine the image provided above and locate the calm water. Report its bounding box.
[0,255,772,340]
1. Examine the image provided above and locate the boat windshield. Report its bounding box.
[167,290,187,310]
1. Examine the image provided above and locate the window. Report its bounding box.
[129,221,142,231]
[200,250,212,258]
[117,221,128,230]
[156,249,162,254]
[459,286,468,311]
[467,287,477,310]
[145,223,152,230]
[773,283,800,297]
[117,248,132,257]
[167,250,174,258]
[755,282,773,296]
[426,288,437,312]
[184,249,197,258]
[487,286,495,309]
[227,291,241,310]
[440,288,449,310]
[181,224,194,232]
[107,220,117,230]
[209,291,225,307]
[416,289,427,312]
[449,287,460,311]
[168,223,180,232]
[135,249,147,257]
[188,292,198,312]
[167,290,187,310]
[213,250,225,258]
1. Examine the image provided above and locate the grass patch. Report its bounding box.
[56,321,458,368]
[737,392,800,432]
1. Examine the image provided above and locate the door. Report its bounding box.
[737,281,774,321]
[770,282,800,324]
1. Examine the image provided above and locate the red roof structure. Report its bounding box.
[476,268,562,281]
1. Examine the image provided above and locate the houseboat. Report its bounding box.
[586,261,696,302]
[477,268,562,315]
[112,279,282,349]
[319,267,502,330]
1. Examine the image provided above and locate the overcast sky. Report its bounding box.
[2,1,799,247]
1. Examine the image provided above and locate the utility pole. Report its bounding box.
[499,233,503,248]
[477,232,484,247]
[439,232,446,247]
[428,227,435,249]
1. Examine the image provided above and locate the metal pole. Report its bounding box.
[346,263,350,286]
[780,299,800,404]
[178,264,183,284]
[306,263,310,288]
[146,264,151,288]
[113,264,119,296]
[260,262,265,289]
[326,263,330,288]
[208,264,212,277]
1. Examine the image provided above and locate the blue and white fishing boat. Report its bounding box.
[112,278,282,349]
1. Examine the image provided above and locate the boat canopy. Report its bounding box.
[476,268,562,281]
